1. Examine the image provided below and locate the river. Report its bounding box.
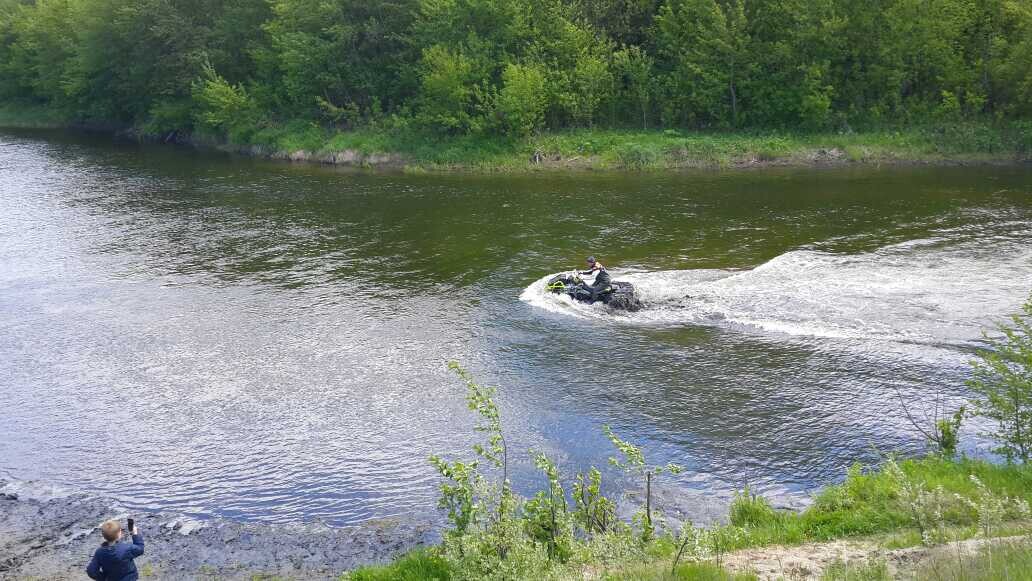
[1,129,1030,528]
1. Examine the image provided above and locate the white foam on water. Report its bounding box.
[522,229,1032,346]
[0,476,78,501]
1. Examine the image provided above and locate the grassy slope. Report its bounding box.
[232,121,1032,171]
[911,538,1032,581]
[3,105,1030,171]
[345,457,1032,580]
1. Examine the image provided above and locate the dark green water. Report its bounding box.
[1,129,1030,526]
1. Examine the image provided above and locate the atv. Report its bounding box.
[544,272,643,312]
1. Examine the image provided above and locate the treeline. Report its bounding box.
[1,0,1030,140]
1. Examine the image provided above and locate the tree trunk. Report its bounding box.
[645,471,652,536]
[730,80,738,126]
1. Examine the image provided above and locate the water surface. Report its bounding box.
[2,129,1030,526]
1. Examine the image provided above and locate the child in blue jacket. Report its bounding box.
[86,519,145,581]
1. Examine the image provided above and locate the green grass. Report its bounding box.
[915,539,1032,581]
[345,549,450,581]
[344,458,1030,580]
[3,104,1028,171]
[221,122,1032,171]
[708,457,1032,552]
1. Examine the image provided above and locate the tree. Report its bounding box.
[62,0,212,123]
[825,0,903,123]
[990,0,1032,117]
[613,45,654,129]
[417,44,482,133]
[1,0,78,106]
[495,63,547,137]
[571,0,660,47]
[968,296,1032,464]
[262,0,418,121]
[654,0,749,128]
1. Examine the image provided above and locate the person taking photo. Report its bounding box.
[86,519,145,581]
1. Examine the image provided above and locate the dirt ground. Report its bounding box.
[722,534,1031,580]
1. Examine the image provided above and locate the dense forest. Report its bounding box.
[1,0,1030,141]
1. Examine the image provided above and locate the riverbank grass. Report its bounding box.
[224,122,1032,171]
[3,106,1030,170]
[914,538,1032,581]
[344,456,1032,580]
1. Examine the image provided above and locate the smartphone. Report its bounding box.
[127,518,134,534]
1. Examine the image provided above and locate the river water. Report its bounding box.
[1,129,1030,527]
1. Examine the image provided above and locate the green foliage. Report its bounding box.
[604,425,682,540]
[708,456,1032,552]
[428,456,481,536]
[937,407,965,458]
[612,46,654,129]
[417,45,482,134]
[613,142,660,169]
[523,453,574,561]
[727,489,779,528]
[344,549,450,581]
[354,363,1032,581]
[605,425,682,477]
[573,467,617,534]
[4,0,1030,137]
[968,296,1032,463]
[495,64,547,137]
[192,63,259,140]
[261,0,416,118]
[449,362,507,479]
[429,362,511,536]
[956,474,1031,539]
[441,511,552,581]
[654,0,747,128]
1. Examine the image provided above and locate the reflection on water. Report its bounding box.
[1,129,1031,526]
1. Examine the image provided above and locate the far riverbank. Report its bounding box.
[2,106,1029,173]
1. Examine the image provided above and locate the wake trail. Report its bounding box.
[521,225,1032,347]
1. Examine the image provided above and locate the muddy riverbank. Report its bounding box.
[0,480,431,580]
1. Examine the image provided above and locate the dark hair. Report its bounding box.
[586,256,596,264]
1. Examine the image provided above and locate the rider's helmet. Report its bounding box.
[586,256,596,265]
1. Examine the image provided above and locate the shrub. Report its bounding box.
[345,549,451,581]
[141,99,194,136]
[416,45,480,134]
[968,295,1032,464]
[605,425,682,541]
[191,63,259,141]
[728,489,780,528]
[614,142,658,169]
[441,513,551,581]
[495,64,547,138]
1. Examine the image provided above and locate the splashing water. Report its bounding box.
[522,228,1032,348]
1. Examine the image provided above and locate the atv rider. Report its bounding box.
[578,256,612,301]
